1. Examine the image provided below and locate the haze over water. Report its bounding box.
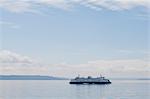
[0,80,149,99]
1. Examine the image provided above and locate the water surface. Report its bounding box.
[0,80,149,99]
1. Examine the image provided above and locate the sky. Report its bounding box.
[0,0,150,78]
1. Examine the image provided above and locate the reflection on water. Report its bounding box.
[0,80,149,99]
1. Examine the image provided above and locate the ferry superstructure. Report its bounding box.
[70,76,111,84]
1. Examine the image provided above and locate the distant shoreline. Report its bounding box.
[0,75,68,80]
[0,75,149,80]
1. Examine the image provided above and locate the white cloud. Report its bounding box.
[0,50,33,64]
[0,50,149,78]
[0,0,149,13]
[0,50,48,69]
[81,0,149,11]
[0,0,32,13]
[0,50,47,75]
[58,59,149,78]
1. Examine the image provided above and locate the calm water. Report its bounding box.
[0,80,149,99]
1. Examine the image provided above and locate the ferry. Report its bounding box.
[70,75,111,84]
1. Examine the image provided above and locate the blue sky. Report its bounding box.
[0,0,149,77]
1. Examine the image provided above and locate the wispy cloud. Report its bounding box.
[0,21,20,29]
[0,0,149,13]
[118,49,150,54]
[81,0,149,11]
[0,50,149,78]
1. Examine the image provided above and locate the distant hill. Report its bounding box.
[0,75,68,80]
